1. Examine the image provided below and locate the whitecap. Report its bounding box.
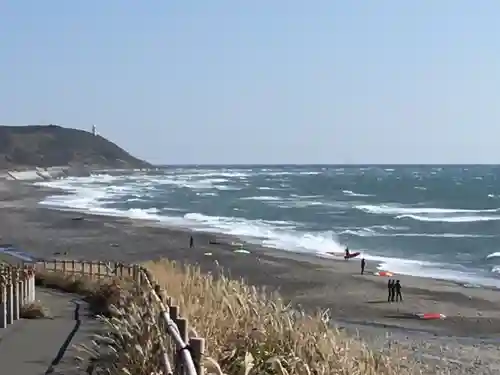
[342,190,374,197]
[240,196,282,201]
[357,204,498,215]
[397,214,500,223]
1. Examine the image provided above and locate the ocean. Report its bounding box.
[35,165,500,287]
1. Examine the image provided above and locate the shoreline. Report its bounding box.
[1,179,500,372]
[33,176,500,291]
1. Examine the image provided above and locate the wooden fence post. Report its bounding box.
[18,279,24,310]
[23,270,28,304]
[134,265,142,286]
[12,271,19,321]
[189,337,205,375]
[176,317,188,375]
[118,263,124,277]
[23,272,27,304]
[0,278,7,328]
[30,270,36,303]
[168,306,180,372]
[169,305,179,321]
[6,279,13,325]
[177,318,188,343]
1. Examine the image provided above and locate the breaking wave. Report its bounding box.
[32,167,500,288]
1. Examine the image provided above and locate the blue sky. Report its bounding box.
[1,1,499,164]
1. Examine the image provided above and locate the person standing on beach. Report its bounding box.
[360,258,366,275]
[395,280,403,302]
[387,279,394,302]
[344,246,350,259]
[189,236,194,248]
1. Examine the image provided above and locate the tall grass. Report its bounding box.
[76,259,431,375]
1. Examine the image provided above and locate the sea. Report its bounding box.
[34,165,500,288]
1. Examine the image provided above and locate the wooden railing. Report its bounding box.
[38,259,205,375]
[0,265,36,328]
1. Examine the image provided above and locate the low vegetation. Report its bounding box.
[35,259,425,375]
[20,301,52,319]
[35,270,124,317]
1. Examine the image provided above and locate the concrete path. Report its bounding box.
[0,288,103,375]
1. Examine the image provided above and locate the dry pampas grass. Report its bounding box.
[74,258,431,375]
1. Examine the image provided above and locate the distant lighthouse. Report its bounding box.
[92,124,97,136]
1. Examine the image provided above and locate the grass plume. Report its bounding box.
[71,259,430,375]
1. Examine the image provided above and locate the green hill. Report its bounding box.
[0,125,151,169]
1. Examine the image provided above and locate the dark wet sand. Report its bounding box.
[1,180,500,374]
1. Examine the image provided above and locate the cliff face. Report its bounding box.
[0,125,151,169]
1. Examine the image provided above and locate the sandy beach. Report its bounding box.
[1,180,500,374]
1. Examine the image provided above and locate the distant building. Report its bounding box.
[92,124,97,136]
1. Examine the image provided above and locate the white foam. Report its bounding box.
[343,190,374,197]
[340,228,493,238]
[397,214,500,223]
[298,171,321,175]
[126,198,147,202]
[388,233,492,238]
[184,212,299,233]
[35,173,500,288]
[377,258,500,288]
[256,186,288,191]
[259,171,298,176]
[338,228,376,237]
[240,196,282,201]
[486,252,500,259]
[185,171,250,179]
[274,196,345,209]
[199,192,218,197]
[276,200,325,209]
[290,194,324,199]
[155,176,231,190]
[214,185,242,191]
[357,204,498,215]
[184,212,500,287]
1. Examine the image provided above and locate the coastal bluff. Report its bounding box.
[0,124,150,172]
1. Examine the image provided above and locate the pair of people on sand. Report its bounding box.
[387,279,402,302]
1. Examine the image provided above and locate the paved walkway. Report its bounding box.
[0,288,103,375]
